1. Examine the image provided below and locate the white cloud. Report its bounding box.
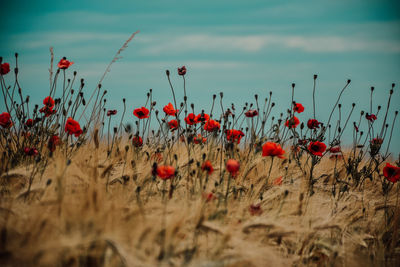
[10,32,130,49]
[140,33,400,54]
[8,30,400,55]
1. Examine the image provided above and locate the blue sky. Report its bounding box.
[1,0,399,151]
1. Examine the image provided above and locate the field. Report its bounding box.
[0,47,399,267]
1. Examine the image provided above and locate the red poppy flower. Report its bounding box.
[39,106,57,117]
[24,147,38,156]
[0,63,10,75]
[185,113,197,125]
[133,107,150,119]
[193,134,207,144]
[132,136,143,147]
[195,113,210,123]
[226,159,240,176]
[249,203,263,216]
[203,192,216,202]
[293,103,304,113]
[354,123,359,132]
[43,96,55,109]
[65,117,83,137]
[178,66,187,76]
[156,165,175,180]
[25,118,34,127]
[107,110,117,116]
[285,116,300,128]
[245,109,259,118]
[0,112,13,128]
[262,142,285,158]
[58,57,74,69]
[329,146,341,153]
[383,163,400,183]
[226,129,245,144]
[168,119,178,130]
[201,160,214,175]
[48,135,61,152]
[204,119,220,132]
[163,103,179,116]
[366,113,377,122]
[39,96,56,117]
[307,119,321,130]
[273,176,283,186]
[308,141,326,156]
[371,138,383,145]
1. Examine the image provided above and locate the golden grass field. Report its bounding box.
[1,139,399,267]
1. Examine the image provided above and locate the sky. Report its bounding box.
[1,0,400,152]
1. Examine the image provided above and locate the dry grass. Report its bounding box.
[0,140,399,267]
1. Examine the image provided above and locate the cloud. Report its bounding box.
[9,32,130,49]
[140,33,400,54]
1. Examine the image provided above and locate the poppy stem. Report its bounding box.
[225,174,232,203]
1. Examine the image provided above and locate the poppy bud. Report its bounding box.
[166,70,170,76]
[371,86,374,91]
[392,83,395,88]
[314,74,317,79]
[352,103,355,107]
[292,83,295,88]
[347,79,351,84]
[220,92,223,98]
